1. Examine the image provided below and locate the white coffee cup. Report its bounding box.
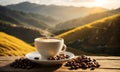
[34,37,66,59]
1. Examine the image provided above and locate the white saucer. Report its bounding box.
[25,51,75,65]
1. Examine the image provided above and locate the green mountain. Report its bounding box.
[6,2,107,21]
[0,20,52,44]
[55,8,120,32]
[0,5,58,30]
[0,32,36,56]
[56,14,120,55]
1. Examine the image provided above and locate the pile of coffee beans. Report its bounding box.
[48,53,70,60]
[64,55,100,70]
[10,57,36,69]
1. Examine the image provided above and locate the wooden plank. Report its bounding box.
[0,56,120,72]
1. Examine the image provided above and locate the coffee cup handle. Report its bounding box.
[61,44,67,52]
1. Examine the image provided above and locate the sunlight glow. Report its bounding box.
[93,0,105,7]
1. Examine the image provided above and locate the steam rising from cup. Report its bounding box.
[39,29,54,38]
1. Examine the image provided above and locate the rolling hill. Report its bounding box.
[0,20,52,44]
[56,14,120,55]
[6,1,107,21]
[55,8,120,32]
[0,32,36,56]
[0,5,58,30]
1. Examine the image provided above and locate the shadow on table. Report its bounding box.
[0,63,62,72]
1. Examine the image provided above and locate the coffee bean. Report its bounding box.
[64,63,69,66]
[21,66,26,69]
[34,57,39,60]
[13,65,18,68]
[27,66,32,69]
[82,66,87,69]
[93,59,96,62]
[70,66,76,69]
[66,55,70,58]
[96,64,100,68]
[90,67,95,70]
[18,65,22,68]
[81,55,87,59]
[48,57,54,60]
[15,59,19,62]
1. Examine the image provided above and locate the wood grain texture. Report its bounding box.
[0,56,120,72]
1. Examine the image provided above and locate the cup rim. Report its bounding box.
[35,37,63,42]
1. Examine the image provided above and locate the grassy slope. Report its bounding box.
[0,32,36,56]
[56,14,120,55]
[56,14,120,42]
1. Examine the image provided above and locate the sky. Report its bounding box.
[0,0,120,9]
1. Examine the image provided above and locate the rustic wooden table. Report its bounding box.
[0,56,120,72]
